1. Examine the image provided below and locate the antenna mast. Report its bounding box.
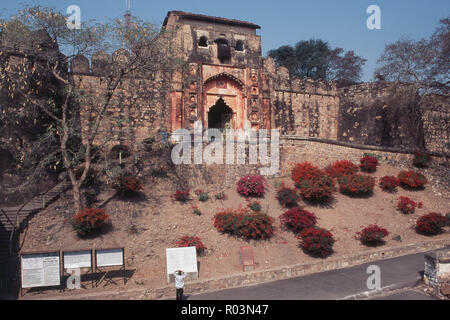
[124,0,132,28]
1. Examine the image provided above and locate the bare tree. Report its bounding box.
[0,5,180,213]
[374,17,449,95]
[373,17,449,151]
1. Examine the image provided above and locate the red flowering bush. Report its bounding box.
[236,175,266,197]
[175,236,207,255]
[325,160,359,178]
[297,227,335,258]
[276,184,299,207]
[413,151,431,168]
[416,213,447,235]
[292,163,335,203]
[71,208,109,236]
[379,176,400,192]
[360,156,378,172]
[338,174,375,196]
[112,172,143,197]
[279,207,317,233]
[357,225,389,246]
[173,189,190,202]
[397,196,422,214]
[296,174,335,202]
[398,170,427,189]
[213,207,274,240]
[292,162,323,184]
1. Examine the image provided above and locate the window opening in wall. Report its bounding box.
[215,38,231,62]
[235,40,245,52]
[198,36,208,47]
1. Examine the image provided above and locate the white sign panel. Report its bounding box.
[21,252,61,288]
[166,247,198,282]
[96,249,123,267]
[63,250,92,269]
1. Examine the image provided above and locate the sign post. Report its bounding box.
[94,248,126,287]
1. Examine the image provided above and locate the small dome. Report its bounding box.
[70,54,90,73]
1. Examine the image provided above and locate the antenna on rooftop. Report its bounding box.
[124,0,132,28]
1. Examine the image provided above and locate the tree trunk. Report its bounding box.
[71,180,82,214]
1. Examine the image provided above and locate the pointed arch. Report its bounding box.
[203,73,245,91]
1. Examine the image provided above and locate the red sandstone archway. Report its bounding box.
[202,73,247,130]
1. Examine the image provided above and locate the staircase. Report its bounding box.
[0,179,71,291]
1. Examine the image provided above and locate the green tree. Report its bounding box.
[267,39,366,85]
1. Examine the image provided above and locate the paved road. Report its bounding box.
[188,251,437,300]
[373,290,436,300]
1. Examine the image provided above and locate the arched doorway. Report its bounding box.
[208,97,233,130]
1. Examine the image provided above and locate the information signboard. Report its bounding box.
[21,252,61,289]
[95,248,124,267]
[63,250,92,269]
[166,246,198,283]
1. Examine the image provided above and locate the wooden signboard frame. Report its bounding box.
[94,247,126,287]
[61,249,94,290]
[240,246,255,272]
[20,250,62,297]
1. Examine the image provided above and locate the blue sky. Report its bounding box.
[2,0,449,81]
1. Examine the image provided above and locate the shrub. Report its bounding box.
[151,167,168,178]
[325,160,359,178]
[297,227,335,258]
[215,192,226,200]
[416,213,447,235]
[397,196,422,214]
[276,184,299,207]
[84,188,100,207]
[174,189,190,202]
[379,176,400,192]
[360,156,378,172]
[413,151,431,168]
[296,174,335,202]
[279,207,317,233]
[199,192,209,202]
[363,152,382,161]
[110,144,131,159]
[293,163,335,203]
[236,175,266,197]
[175,236,207,254]
[247,200,262,212]
[398,170,427,189]
[292,162,323,184]
[357,225,389,246]
[213,207,274,240]
[191,205,202,216]
[338,174,375,196]
[71,208,109,236]
[112,172,143,197]
[75,167,100,189]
